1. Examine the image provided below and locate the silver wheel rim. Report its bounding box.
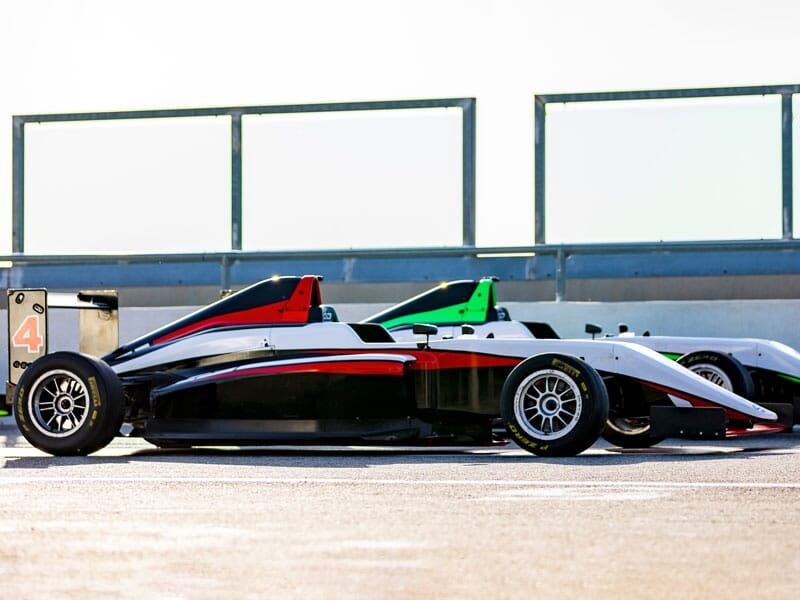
[513,368,582,440]
[28,369,91,437]
[688,363,733,390]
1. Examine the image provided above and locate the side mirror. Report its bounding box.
[585,323,602,339]
[412,323,438,348]
[412,323,438,336]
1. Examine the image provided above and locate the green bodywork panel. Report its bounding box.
[778,372,800,384]
[371,279,498,330]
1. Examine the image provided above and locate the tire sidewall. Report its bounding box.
[501,353,608,457]
[677,350,755,400]
[13,352,124,455]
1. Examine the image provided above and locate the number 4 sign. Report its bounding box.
[12,315,45,353]
[7,289,48,386]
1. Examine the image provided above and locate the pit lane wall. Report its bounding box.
[3,299,800,394]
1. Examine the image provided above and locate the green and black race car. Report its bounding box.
[364,277,799,447]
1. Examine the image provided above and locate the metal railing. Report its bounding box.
[4,238,800,301]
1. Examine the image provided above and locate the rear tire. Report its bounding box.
[501,353,608,457]
[13,352,125,456]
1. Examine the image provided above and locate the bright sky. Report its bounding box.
[2,0,800,254]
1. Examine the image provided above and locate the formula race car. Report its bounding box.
[365,277,798,447]
[6,276,783,457]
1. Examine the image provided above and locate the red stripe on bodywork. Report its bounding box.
[303,349,521,371]
[407,351,520,371]
[200,359,407,382]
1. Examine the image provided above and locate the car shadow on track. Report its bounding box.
[3,433,799,469]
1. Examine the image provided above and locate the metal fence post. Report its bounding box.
[12,117,25,253]
[555,247,566,301]
[782,93,794,239]
[534,96,546,245]
[231,112,243,250]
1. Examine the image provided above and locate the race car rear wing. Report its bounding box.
[5,289,118,406]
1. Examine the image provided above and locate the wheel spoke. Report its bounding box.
[523,406,540,417]
[554,411,573,428]
[42,383,59,399]
[65,413,78,430]
[48,413,65,432]
[543,416,554,433]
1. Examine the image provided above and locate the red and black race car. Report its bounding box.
[7,275,781,457]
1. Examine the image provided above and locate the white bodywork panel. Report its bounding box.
[113,321,777,422]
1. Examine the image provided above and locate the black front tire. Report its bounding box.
[602,416,664,448]
[13,352,125,456]
[677,350,755,399]
[601,378,665,448]
[500,353,609,457]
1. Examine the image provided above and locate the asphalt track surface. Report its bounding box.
[1,419,799,600]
